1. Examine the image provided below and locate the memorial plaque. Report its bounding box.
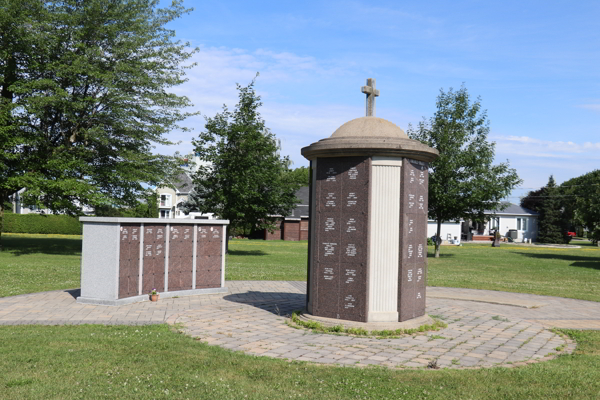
[118,224,141,299]
[168,225,194,292]
[195,255,221,288]
[142,224,166,294]
[196,225,223,288]
[337,262,367,321]
[311,156,369,322]
[399,159,429,321]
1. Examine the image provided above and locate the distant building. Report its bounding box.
[155,154,214,219]
[261,186,309,241]
[10,189,94,215]
[426,202,539,243]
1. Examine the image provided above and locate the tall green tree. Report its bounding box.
[0,0,196,249]
[520,187,546,213]
[560,170,600,244]
[408,85,521,257]
[285,166,311,187]
[187,78,300,246]
[537,176,566,244]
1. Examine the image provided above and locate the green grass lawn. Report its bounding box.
[427,242,600,302]
[1,235,599,301]
[226,239,308,281]
[1,235,599,399]
[0,324,598,400]
[0,233,82,297]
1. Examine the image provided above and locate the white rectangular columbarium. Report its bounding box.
[78,217,229,306]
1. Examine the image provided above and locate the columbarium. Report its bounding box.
[301,79,439,323]
[77,217,228,306]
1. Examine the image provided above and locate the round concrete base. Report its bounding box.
[298,312,434,332]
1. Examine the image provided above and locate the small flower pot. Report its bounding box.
[150,294,159,302]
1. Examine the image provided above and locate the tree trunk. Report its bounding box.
[434,219,442,258]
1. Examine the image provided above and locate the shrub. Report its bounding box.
[2,214,82,235]
[427,237,434,246]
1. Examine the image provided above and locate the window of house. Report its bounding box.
[517,217,528,231]
[160,194,171,208]
[160,209,171,219]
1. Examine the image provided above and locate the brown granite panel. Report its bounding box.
[310,156,369,320]
[399,264,416,321]
[399,159,430,321]
[118,224,141,299]
[142,225,166,294]
[195,255,221,288]
[313,261,339,319]
[207,225,223,241]
[168,225,193,292]
[338,262,367,321]
[414,262,427,317]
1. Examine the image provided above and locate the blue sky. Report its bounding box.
[159,0,600,201]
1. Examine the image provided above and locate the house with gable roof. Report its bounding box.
[426,202,539,243]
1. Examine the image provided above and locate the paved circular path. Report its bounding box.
[2,281,599,369]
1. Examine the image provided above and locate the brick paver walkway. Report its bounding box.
[2,281,599,369]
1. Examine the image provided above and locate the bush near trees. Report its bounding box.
[2,214,82,235]
[408,85,521,257]
[0,0,197,249]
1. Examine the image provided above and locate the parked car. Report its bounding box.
[566,232,576,237]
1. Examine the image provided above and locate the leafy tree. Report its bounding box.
[0,0,196,249]
[537,176,566,244]
[408,85,521,257]
[285,166,311,187]
[188,78,300,247]
[94,192,158,218]
[560,170,600,244]
[520,188,546,213]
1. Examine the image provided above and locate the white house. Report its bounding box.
[10,189,95,215]
[156,172,194,219]
[155,154,214,219]
[483,203,538,242]
[426,203,538,243]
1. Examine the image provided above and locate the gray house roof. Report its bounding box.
[485,202,538,216]
[170,172,194,193]
[288,186,309,218]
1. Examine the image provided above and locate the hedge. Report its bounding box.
[2,214,82,235]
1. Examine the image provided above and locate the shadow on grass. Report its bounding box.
[514,252,600,271]
[1,236,81,256]
[427,252,456,258]
[223,291,306,316]
[227,249,267,256]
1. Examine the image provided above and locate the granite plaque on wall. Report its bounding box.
[312,156,369,322]
[196,225,223,288]
[168,225,194,292]
[118,224,141,298]
[399,159,429,321]
[142,224,166,294]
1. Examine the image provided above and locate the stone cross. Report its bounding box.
[361,78,380,117]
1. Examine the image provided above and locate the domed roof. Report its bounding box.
[331,116,408,139]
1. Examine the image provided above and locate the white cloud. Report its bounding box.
[577,104,600,112]
[160,46,359,165]
[493,135,600,159]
